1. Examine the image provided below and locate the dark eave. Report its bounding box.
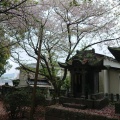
[108,47,120,62]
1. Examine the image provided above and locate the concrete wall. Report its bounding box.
[99,69,120,94]
[109,70,120,94]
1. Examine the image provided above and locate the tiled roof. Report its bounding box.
[59,49,104,69]
[27,79,51,88]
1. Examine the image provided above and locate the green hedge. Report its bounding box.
[3,90,30,119]
[3,87,46,119]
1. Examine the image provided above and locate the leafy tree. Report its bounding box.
[0,0,28,76]
[62,77,71,92]
[0,26,11,76]
[0,45,10,76]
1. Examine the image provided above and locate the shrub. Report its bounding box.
[1,86,17,97]
[35,89,46,107]
[3,90,30,119]
[3,86,47,119]
[12,79,20,87]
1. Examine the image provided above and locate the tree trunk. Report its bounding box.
[29,26,43,120]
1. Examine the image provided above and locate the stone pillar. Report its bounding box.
[81,70,86,98]
[18,71,28,87]
[70,71,74,96]
[118,74,120,95]
[104,70,109,94]
[94,72,99,93]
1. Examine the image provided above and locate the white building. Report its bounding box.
[99,56,120,94]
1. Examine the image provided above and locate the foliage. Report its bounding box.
[17,87,46,106]
[0,0,27,76]
[0,50,10,76]
[0,27,11,76]
[35,88,46,107]
[0,0,27,22]
[3,86,47,119]
[12,79,20,86]
[62,77,70,91]
[1,86,17,97]
[3,90,30,119]
[0,0,28,75]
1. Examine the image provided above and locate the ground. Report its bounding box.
[0,101,9,120]
[0,101,120,120]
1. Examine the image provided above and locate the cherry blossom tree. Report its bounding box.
[0,0,27,22]
[4,0,120,119]
[6,0,120,97]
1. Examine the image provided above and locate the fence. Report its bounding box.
[104,93,120,102]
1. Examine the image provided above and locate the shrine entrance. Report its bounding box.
[70,64,99,98]
[72,72,82,97]
[59,49,109,109]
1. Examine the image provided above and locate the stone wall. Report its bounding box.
[45,105,118,120]
[59,97,109,109]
